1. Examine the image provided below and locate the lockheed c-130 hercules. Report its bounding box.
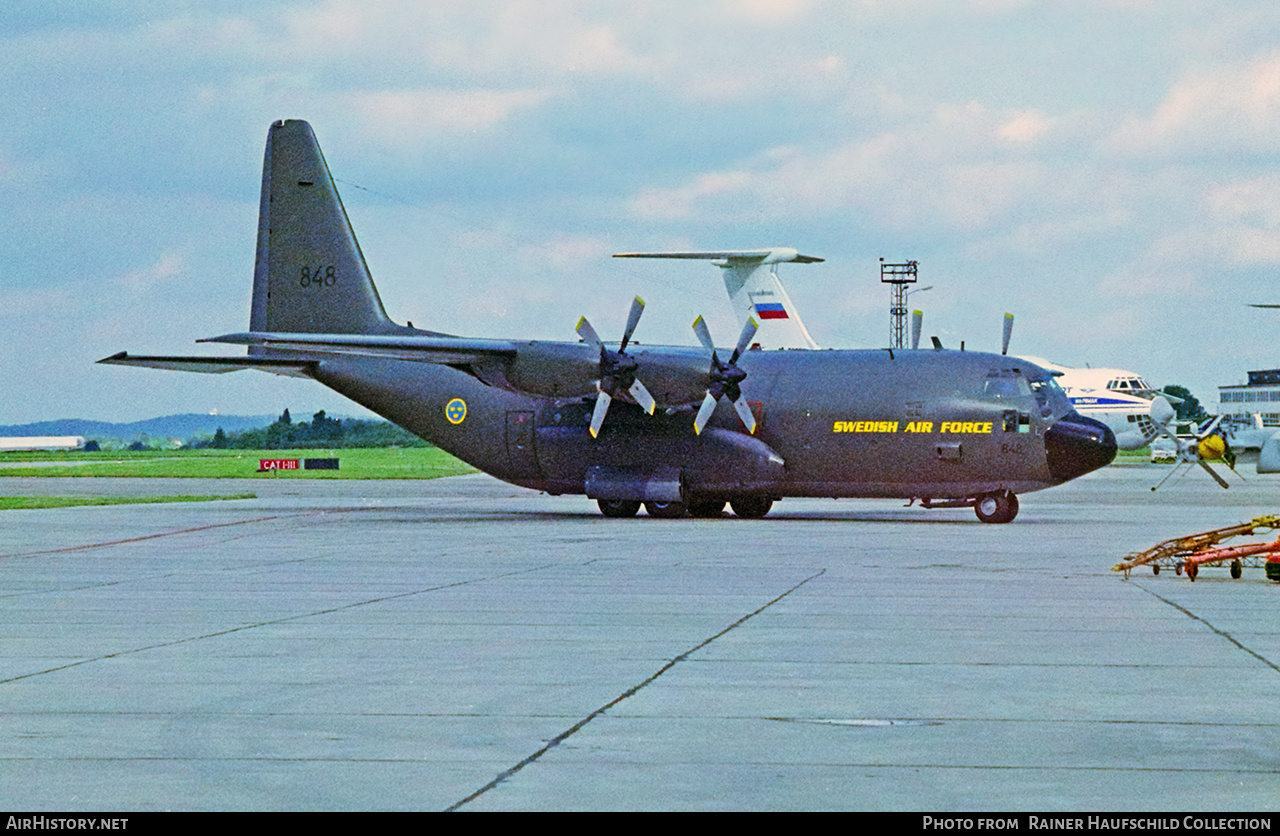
[100,119,1116,523]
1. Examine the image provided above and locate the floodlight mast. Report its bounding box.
[881,258,918,349]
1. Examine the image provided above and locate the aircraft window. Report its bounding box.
[1028,376,1063,397]
[983,369,1031,398]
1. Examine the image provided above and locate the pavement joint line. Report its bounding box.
[0,513,313,559]
[1130,581,1280,674]
[445,568,827,812]
[0,562,561,687]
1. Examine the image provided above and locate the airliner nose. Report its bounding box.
[1045,413,1117,482]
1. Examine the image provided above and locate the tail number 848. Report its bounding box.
[300,265,337,288]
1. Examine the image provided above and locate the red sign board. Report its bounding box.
[258,458,300,471]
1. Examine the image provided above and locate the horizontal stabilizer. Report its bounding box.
[615,248,823,264]
[617,247,821,350]
[97,352,315,376]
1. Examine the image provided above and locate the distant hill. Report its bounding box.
[0,414,276,442]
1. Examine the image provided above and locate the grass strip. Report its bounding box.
[0,494,257,511]
[0,447,476,479]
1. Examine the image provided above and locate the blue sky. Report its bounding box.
[4,0,1280,424]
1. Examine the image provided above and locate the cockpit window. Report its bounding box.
[1107,377,1152,391]
[982,369,1032,398]
[1028,375,1065,398]
[1021,369,1064,417]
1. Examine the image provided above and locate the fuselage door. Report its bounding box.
[505,410,538,475]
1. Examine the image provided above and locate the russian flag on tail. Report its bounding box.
[754,302,788,320]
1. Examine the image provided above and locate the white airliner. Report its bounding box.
[1015,359,1177,451]
[614,247,1174,451]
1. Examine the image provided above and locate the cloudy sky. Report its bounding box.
[4,0,1280,425]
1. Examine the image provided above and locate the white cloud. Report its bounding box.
[625,102,1060,230]
[1108,52,1280,156]
[341,88,555,137]
[997,110,1053,144]
[114,255,186,292]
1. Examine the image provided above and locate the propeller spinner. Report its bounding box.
[692,314,759,435]
[576,296,657,438]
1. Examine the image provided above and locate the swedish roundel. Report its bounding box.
[445,398,467,424]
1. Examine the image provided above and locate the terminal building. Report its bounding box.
[1218,369,1280,427]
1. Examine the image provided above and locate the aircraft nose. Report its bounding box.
[1045,412,1117,482]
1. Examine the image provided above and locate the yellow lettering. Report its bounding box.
[833,420,906,433]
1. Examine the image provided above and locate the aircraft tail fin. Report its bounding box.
[249,120,410,342]
[614,248,820,349]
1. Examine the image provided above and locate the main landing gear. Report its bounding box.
[597,497,775,519]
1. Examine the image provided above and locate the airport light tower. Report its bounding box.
[881,258,919,349]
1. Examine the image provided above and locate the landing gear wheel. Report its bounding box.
[645,500,687,519]
[974,490,1019,524]
[598,499,640,518]
[730,496,774,519]
[688,498,726,518]
[1231,560,1242,579]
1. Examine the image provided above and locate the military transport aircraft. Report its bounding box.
[100,119,1116,523]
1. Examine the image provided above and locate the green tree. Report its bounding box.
[1163,385,1208,422]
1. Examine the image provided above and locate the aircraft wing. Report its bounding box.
[198,332,520,365]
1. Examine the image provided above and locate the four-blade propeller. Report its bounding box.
[577,300,763,438]
[692,314,759,435]
[1151,413,1236,490]
[576,296,657,438]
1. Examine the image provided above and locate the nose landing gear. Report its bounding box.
[973,490,1019,524]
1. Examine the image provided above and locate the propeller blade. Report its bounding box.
[1197,415,1225,439]
[1001,313,1014,356]
[692,315,715,353]
[589,389,611,439]
[730,316,759,364]
[576,316,604,352]
[732,396,758,434]
[1198,459,1230,490]
[911,310,923,350]
[694,392,718,435]
[628,377,656,416]
[620,296,645,353]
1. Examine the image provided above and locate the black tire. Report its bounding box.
[645,500,687,519]
[973,491,1019,524]
[1231,560,1242,580]
[598,499,640,518]
[730,496,774,519]
[688,498,726,518]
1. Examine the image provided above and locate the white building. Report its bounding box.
[1218,369,1280,427]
